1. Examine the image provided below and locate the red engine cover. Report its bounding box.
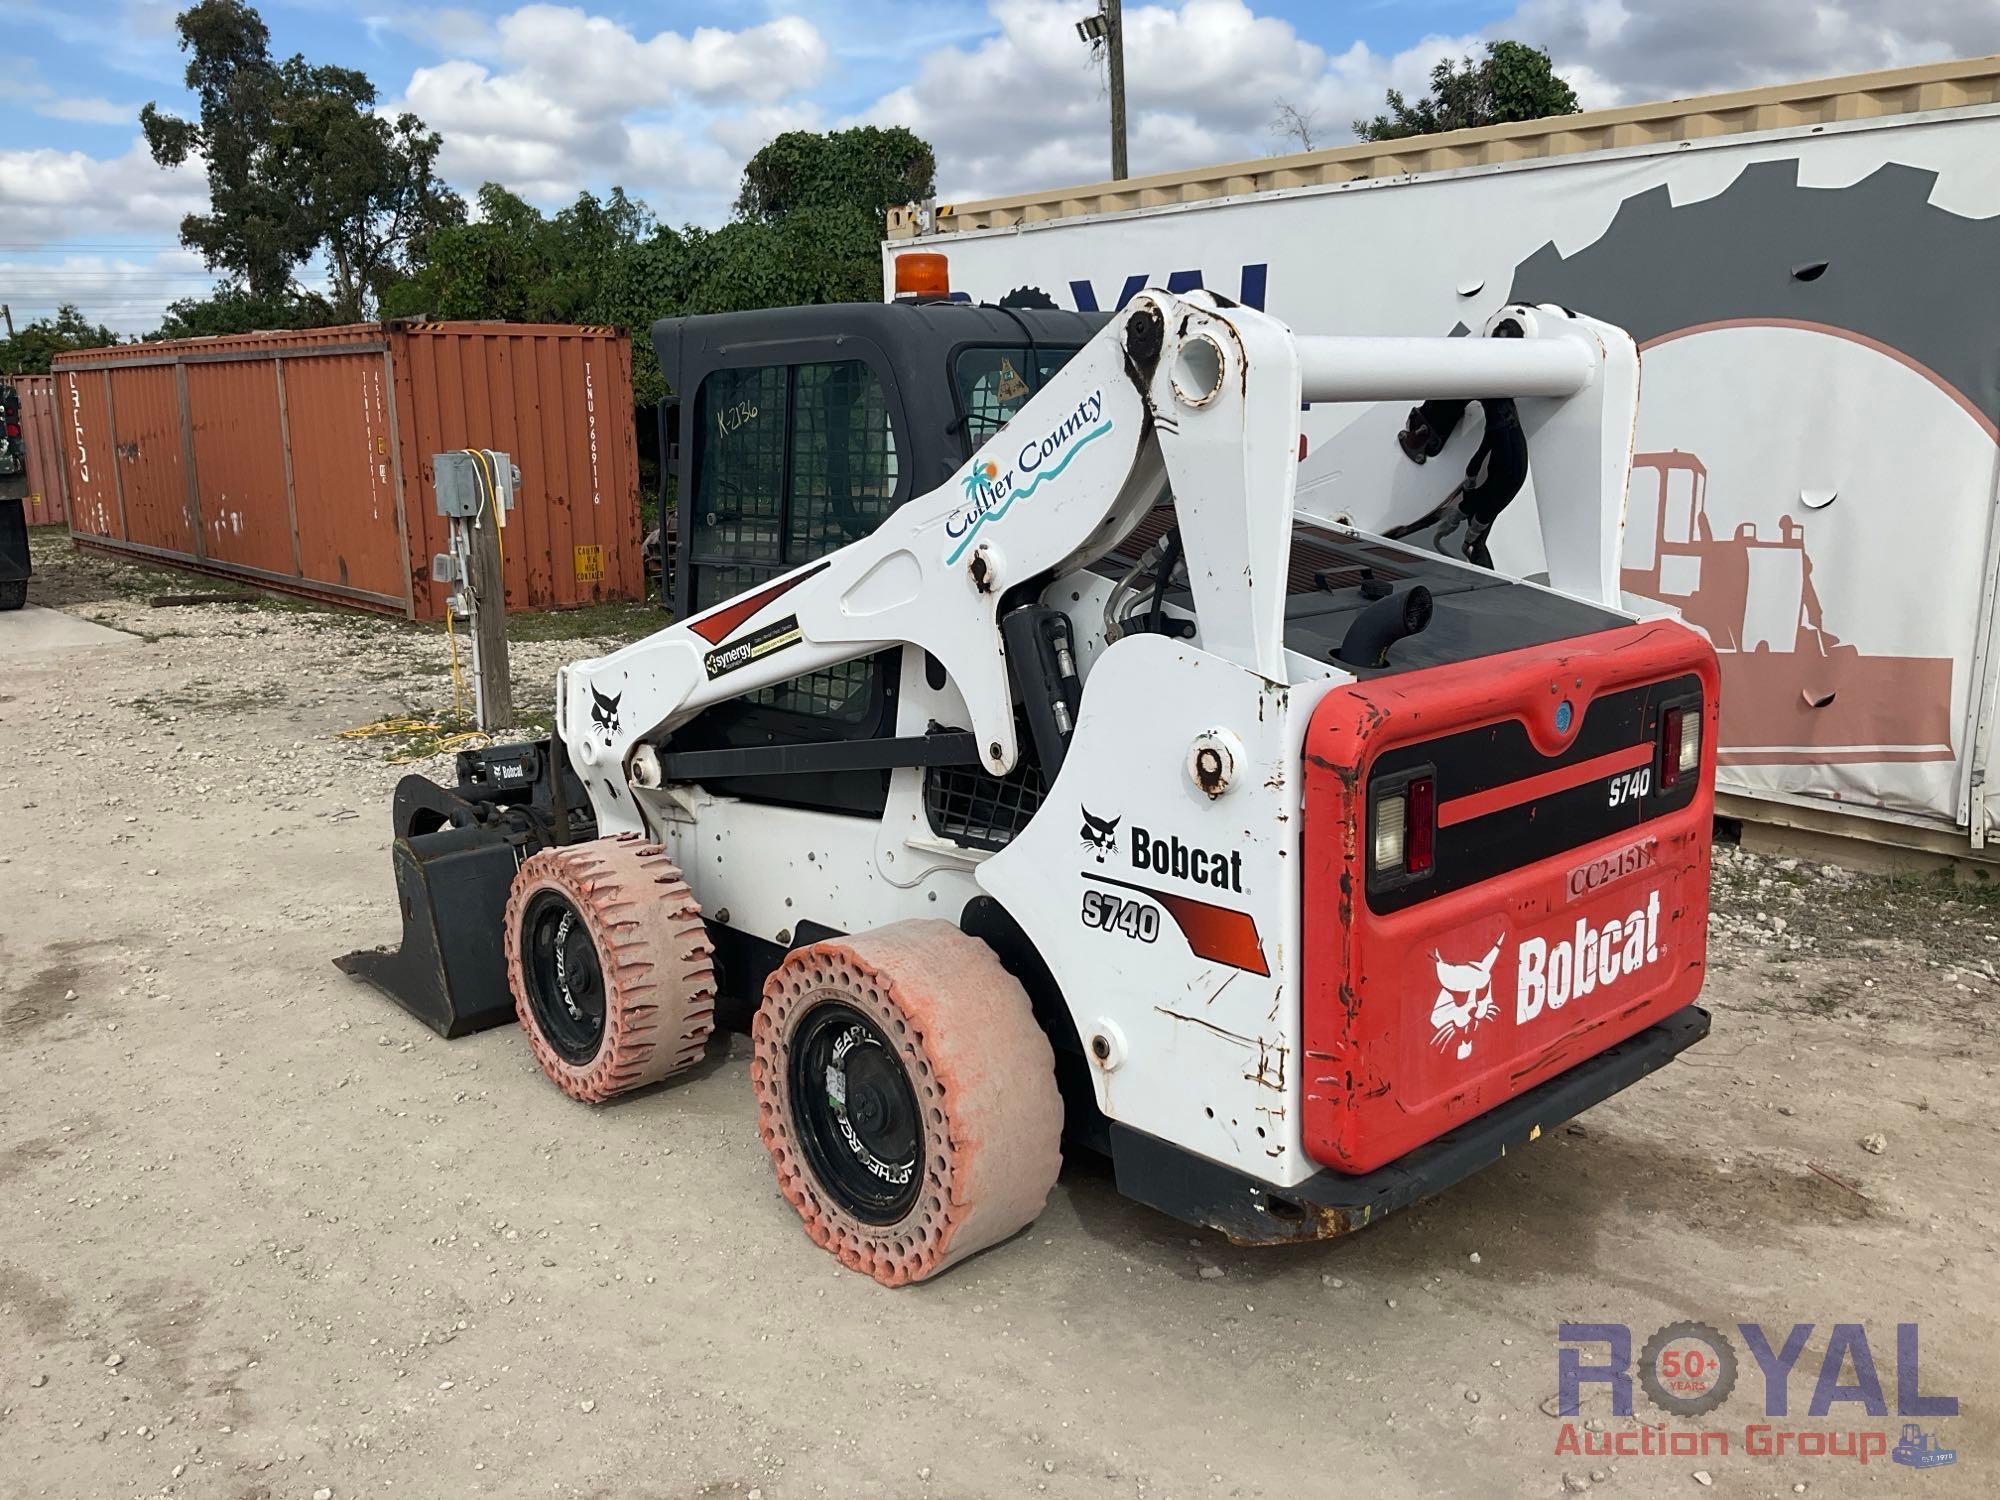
[1301,619,1719,1175]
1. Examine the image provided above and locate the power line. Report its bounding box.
[0,243,192,251]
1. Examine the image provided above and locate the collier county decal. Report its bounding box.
[944,390,1111,565]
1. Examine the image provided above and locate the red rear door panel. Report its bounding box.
[1301,620,1718,1174]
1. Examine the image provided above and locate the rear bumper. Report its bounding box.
[1110,1003,1709,1245]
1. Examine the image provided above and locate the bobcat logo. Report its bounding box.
[1430,941,1503,1061]
[590,686,622,743]
[1079,807,1120,863]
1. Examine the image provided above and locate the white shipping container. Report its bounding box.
[889,58,2000,852]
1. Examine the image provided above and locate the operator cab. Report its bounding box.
[654,301,1102,814]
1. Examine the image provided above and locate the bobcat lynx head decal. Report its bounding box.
[1079,807,1120,863]
[590,686,622,744]
[1430,940,1504,1062]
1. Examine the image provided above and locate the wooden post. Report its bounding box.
[466,508,512,731]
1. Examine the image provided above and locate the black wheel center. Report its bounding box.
[521,891,607,1066]
[787,1003,924,1225]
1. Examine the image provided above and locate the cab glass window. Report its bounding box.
[689,360,899,610]
[686,359,902,727]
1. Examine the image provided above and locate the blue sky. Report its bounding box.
[0,0,1982,331]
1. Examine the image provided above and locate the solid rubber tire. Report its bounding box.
[752,919,1063,1286]
[503,833,715,1102]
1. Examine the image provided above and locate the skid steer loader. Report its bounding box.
[341,270,1717,1285]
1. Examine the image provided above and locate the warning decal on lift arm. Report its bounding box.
[704,614,803,679]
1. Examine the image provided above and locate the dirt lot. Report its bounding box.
[3,534,1996,1500]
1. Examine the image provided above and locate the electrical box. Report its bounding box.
[433,449,519,520]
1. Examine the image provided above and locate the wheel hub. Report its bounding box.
[790,1005,923,1224]
[521,891,607,1065]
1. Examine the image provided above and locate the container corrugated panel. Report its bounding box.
[891,53,2000,236]
[53,321,642,616]
[56,368,118,539]
[393,323,643,618]
[284,350,407,602]
[187,358,293,576]
[10,374,68,525]
[109,363,193,555]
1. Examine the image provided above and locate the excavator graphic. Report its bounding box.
[1622,450,1955,767]
[1891,1423,1957,1470]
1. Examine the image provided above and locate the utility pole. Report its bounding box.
[1105,0,1127,181]
[2,305,14,338]
[1076,0,1129,181]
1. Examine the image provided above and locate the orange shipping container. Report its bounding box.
[7,374,69,526]
[52,321,643,616]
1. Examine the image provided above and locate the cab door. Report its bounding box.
[667,348,912,816]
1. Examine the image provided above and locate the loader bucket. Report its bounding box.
[336,822,526,1038]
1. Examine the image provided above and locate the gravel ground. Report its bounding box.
[3,535,1996,1500]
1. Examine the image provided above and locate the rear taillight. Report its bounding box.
[1372,773,1435,878]
[1405,775,1435,875]
[1661,706,1700,788]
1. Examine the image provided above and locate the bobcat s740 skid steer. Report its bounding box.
[342,274,1717,1286]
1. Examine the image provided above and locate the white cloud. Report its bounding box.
[0,138,205,246]
[389,5,831,217]
[0,138,212,330]
[854,1,1481,198]
[488,6,827,109]
[365,7,500,59]
[34,96,137,126]
[1504,0,1989,105]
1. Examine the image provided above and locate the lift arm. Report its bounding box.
[559,291,1638,836]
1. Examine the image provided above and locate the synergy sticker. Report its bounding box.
[704,614,803,679]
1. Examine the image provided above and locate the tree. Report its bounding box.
[140,0,290,299]
[0,305,120,373]
[382,186,671,396]
[142,0,464,320]
[736,126,936,225]
[1270,98,1319,152]
[149,284,331,341]
[384,124,937,408]
[1355,41,1579,142]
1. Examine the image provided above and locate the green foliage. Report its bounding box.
[380,185,655,325]
[1355,40,1579,142]
[142,0,463,318]
[736,126,935,223]
[380,185,675,398]
[382,128,919,407]
[124,27,931,522]
[0,304,120,373]
[149,284,333,340]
